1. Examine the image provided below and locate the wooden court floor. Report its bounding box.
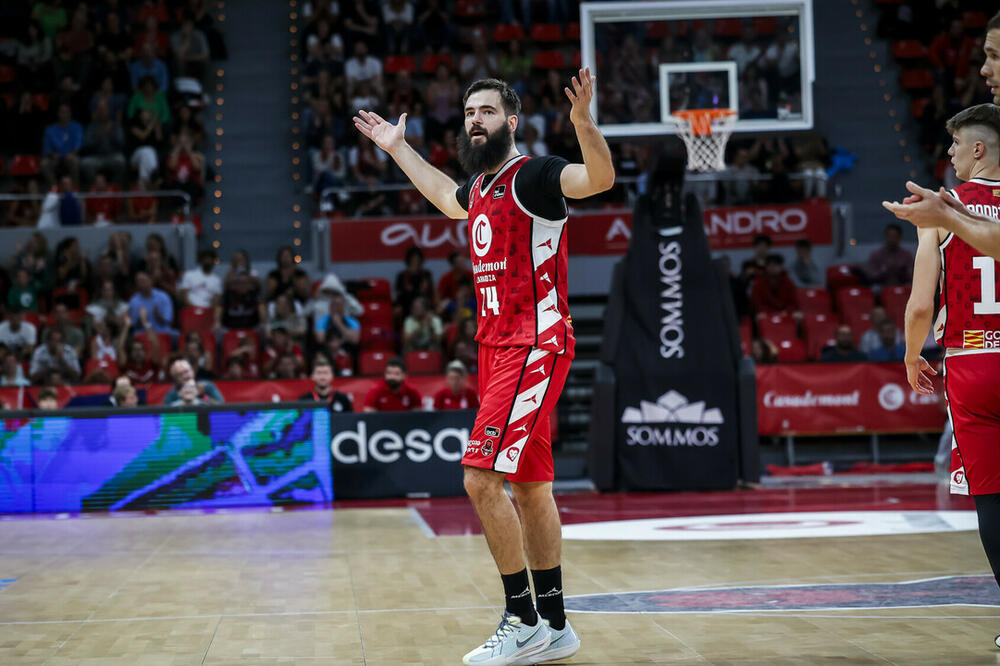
[1,491,999,665]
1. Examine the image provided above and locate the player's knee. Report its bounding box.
[463,465,503,503]
[510,482,552,509]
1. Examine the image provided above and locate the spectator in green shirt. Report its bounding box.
[127,75,170,125]
[8,267,40,313]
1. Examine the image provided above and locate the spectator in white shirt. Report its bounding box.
[30,329,81,384]
[0,306,37,360]
[344,40,382,97]
[178,249,223,309]
[0,353,30,387]
[727,25,762,73]
[382,0,415,54]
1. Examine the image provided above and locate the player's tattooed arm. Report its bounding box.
[883,181,1000,260]
[353,110,467,219]
[903,226,940,395]
[560,67,615,199]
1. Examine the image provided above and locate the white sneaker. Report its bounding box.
[512,619,580,664]
[462,612,551,666]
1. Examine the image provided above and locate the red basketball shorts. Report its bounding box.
[944,352,1000,495]
[461,344,572,483]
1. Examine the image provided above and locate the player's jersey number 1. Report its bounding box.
[480,286,500,316]
[972,256,1000,315]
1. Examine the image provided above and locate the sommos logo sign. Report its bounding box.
[621,390,723,447]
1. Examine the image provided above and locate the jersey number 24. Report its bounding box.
[480,286,500,316]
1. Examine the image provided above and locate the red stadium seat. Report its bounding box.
[52,287,87,310]
[134,331,173,356]
[797,288,832,315]
[842,314,870,346]
[183,329,217,370]
[454,0,486,18]
[22,312,41,328]
[963,11,988,29]
[566,23,580,41]
[892,40,927,61]
[911,97,929,119]
[901,69,934,90]
[826,264,859,292]
[360,350,390,376]
[8,154,41,176]
[32,93,49,111]
[533,50,567,69]
[444,322,459,350]
[493,24,525,43]
[357,277,392,302]
[739,318,752,356]
[804,313,838,360]
[421,54,455,73]
[360,324,395,352]
[384,56,417,74]
[881,285,911,327]
[222,329,259,362]
[180,306,214,332]
[362,300,393,329]
[836,287,875,321]
[530,24,563,42]
[405,350,443,375]
[757,313,798,342]
[646,22,672,39]
[714,18,742,37]
[752,17,778,35]
[776,338,807,363]
[84,357,119,381]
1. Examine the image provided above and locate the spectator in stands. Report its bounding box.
[268,293,308,343]
[88,313,124,363]
[118,326,161,384]
[928,18,976,87]
[105,375,134,406]
[127,110,162,184]
[515,124,548,158]
[53,237,89,288]
[321,328,355,376]
[436,251,472,307]
[382,0,415,54]
[42,103,83,183]
[272,352,303,379]
[416,0,452,53]
[8,268,40,313]
[95,13,133,79]
[424,63,461,142]
[820,325,867,363]
[128,75,170,125]
[344,40,382,97]
[300,356,353,412]
[112,383,138,407]
[312,134,347,196]
[56,175,83,227]
[790,133,828,198]
[751,254,799,317]
[263,326,306,378]
[128,271,175,336]
[225,335,261,379]
[403,296,443,353]
[343,1,379,51]
[440,279,475,324]
[37,387,59,409]
[163,130,205,202]
[750,337,779,364]
[223,249,259,287]
[170,379,203,406]
[85,172,123,224]
[1,351,31,387]
[221,269,264,330]
[173,104,205,145]
[866,223,913,287]
[221,355,245,381]
[751,233,772,269]
[691,28,722,62]
[363,357,422,412]
[49,303,84,357]
[162,358,223,405]
[868,318,907,362]
[722,147,760,204]
[266,246,307,301]
[171,12,210,80]
[17,21,53,89]
[6,180,42,227]
[8,91,46,155]
[859,306,904,354]
[0,306,37,361]
[87,279,129,322]
[791,239,821,287]
[30,328,80,384]
[434,359,479,410]
[460,38,498,82]
[395,245,433,317]
[58,5,93,58]
[127,177,159,222]
[134,15,168,60]
[178,248,222,313]
[181,330,215,379]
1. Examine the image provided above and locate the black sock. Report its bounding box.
[501,569,537,624]
[531,566,566,630]
[974,493,1000,588]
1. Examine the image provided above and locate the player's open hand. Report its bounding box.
[353,110,406,155]
[904,355,937,395]
[565,67,596,126]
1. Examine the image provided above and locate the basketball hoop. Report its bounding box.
[671,109,737,173]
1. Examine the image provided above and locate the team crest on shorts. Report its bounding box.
[481,440,494,457]
[506,446,520,461]
[485,426,501,437]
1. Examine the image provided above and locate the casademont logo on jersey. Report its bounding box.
[962,330,1000,348]
[621,390,722,447]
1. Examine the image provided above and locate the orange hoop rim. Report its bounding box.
[672,108,737,136]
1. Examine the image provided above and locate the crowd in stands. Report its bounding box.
[298,1,831,215]
[0,0,227,227]
[0,230,480,412]
[732,224,935,365]
[876,1,995,185]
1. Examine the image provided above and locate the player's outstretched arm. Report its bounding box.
[903,227,940,394]
[883,181,1000,260]
[353,110,467,219]
[559,68,615,200]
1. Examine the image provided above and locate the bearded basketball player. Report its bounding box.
[903,104,1000,646]
[353,69,614,665]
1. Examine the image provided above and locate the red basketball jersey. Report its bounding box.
[936,178,1000,349]
[466,156,575,356]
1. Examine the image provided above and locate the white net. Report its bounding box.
[672,110,737,173]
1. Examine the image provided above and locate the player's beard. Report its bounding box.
[457,122,514,175]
